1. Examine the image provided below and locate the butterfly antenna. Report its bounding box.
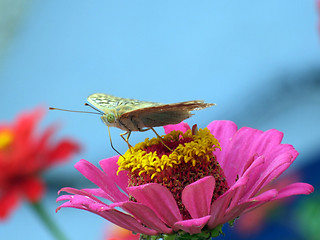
[84,103,104,115]
[150,127,172,151]
[49,107,102,115]
[108,126,125,158]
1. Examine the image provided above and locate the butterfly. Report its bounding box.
[50,93,215,154]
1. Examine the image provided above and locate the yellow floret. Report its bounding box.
[117,128,220,177]
[0,130,14,150]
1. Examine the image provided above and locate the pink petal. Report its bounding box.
[207,176,248,229]
[246,153,293,198]
[182,176,215,218]
[242,183,314,215]
[240,156,266,200]
[225,177,250,211]
[127,183,182,229]
[57,194,109,212]
[57,194,112,215]
[81,188,115,199]
[240,153,260,177]
[99,156,129,194]
[75,159,127,202]
[206,120,238,168]
[247,129,284,160]
[174,215,211,235]
[266,143,298,165]
[99,208,158,235]
[223,189,278,222]
[238,129,289,179]
[208,122,299,190]
[223,201,253,224]
[58,195,157,235]
[250,189,278,202]
[56,194,73,203]
[119,201,173,234]
[259,152,297,190]
[163,122,190,134]
[217,127,264,185]
[241,189,279,214]
[56,199,84,212]
[273,182,314,200]
[58,187,106,205]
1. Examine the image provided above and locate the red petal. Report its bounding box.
[0,189,20,220]
[21,177,45,202]
[47,140,80,164]
[14,107,45,144]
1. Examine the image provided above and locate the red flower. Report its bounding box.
[0,107,80,219]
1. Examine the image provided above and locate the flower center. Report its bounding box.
[117,126,229,219]
[0,129,14,151]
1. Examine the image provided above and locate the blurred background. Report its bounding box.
[0,0,319,239]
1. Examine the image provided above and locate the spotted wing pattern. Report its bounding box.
[87,93,162,115]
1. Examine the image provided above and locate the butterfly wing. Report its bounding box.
[119,100,215,130]
[87,93,162,115]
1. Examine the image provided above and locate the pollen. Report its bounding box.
[0,129,14,151]
[117,127,220,176]
[117,126,229,219]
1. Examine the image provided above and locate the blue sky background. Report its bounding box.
[0,1,319,239]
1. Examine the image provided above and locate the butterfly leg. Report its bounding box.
[120,131,133,149]
[149,127,172,151]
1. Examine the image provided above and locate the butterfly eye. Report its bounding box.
[106,113,115,123]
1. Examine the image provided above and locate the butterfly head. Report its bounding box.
[101,112,117,127]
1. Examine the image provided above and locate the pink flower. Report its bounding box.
[57,121,313,238]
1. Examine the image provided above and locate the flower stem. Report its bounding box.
[31,202,68,240]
